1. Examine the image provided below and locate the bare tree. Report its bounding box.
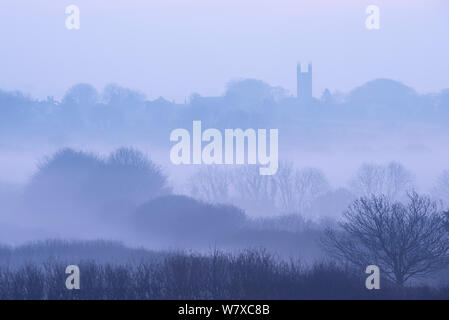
[351,162,413,200]
[233,165,277,204]
[187,163,329,216]
[294,168,330,215]
[323,192,449,286]
[433,170,449,208]
[187,166,231,204]
[384,162,414,199]
[274,162,330,216]
[273,161,296,213]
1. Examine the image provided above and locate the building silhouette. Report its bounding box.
[297,63,312,100]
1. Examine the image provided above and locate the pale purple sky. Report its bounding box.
[1,0,448,101]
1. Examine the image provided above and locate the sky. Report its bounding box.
[0,0,448,102]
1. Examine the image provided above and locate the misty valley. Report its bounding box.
[1,0,449,308]
[0,75,449,300]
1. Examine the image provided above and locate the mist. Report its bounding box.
[1,0,449,298]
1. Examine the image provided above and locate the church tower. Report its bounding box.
[297,62,312,100]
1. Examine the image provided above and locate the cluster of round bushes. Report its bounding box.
[23,148,246,242]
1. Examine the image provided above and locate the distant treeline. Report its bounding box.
[1,79,448,145]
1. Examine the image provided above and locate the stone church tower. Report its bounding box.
[297,63,312,100]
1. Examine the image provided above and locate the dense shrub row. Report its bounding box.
[0,249,447,300]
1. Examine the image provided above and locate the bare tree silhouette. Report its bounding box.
[323,192,449,286]
[294,167,330,214]
[188,166,231,204]
[433,170,449,208]
[274,162,329,215]
[233,165,277,204]
[273,162,296,213]
[350,162,413,200]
